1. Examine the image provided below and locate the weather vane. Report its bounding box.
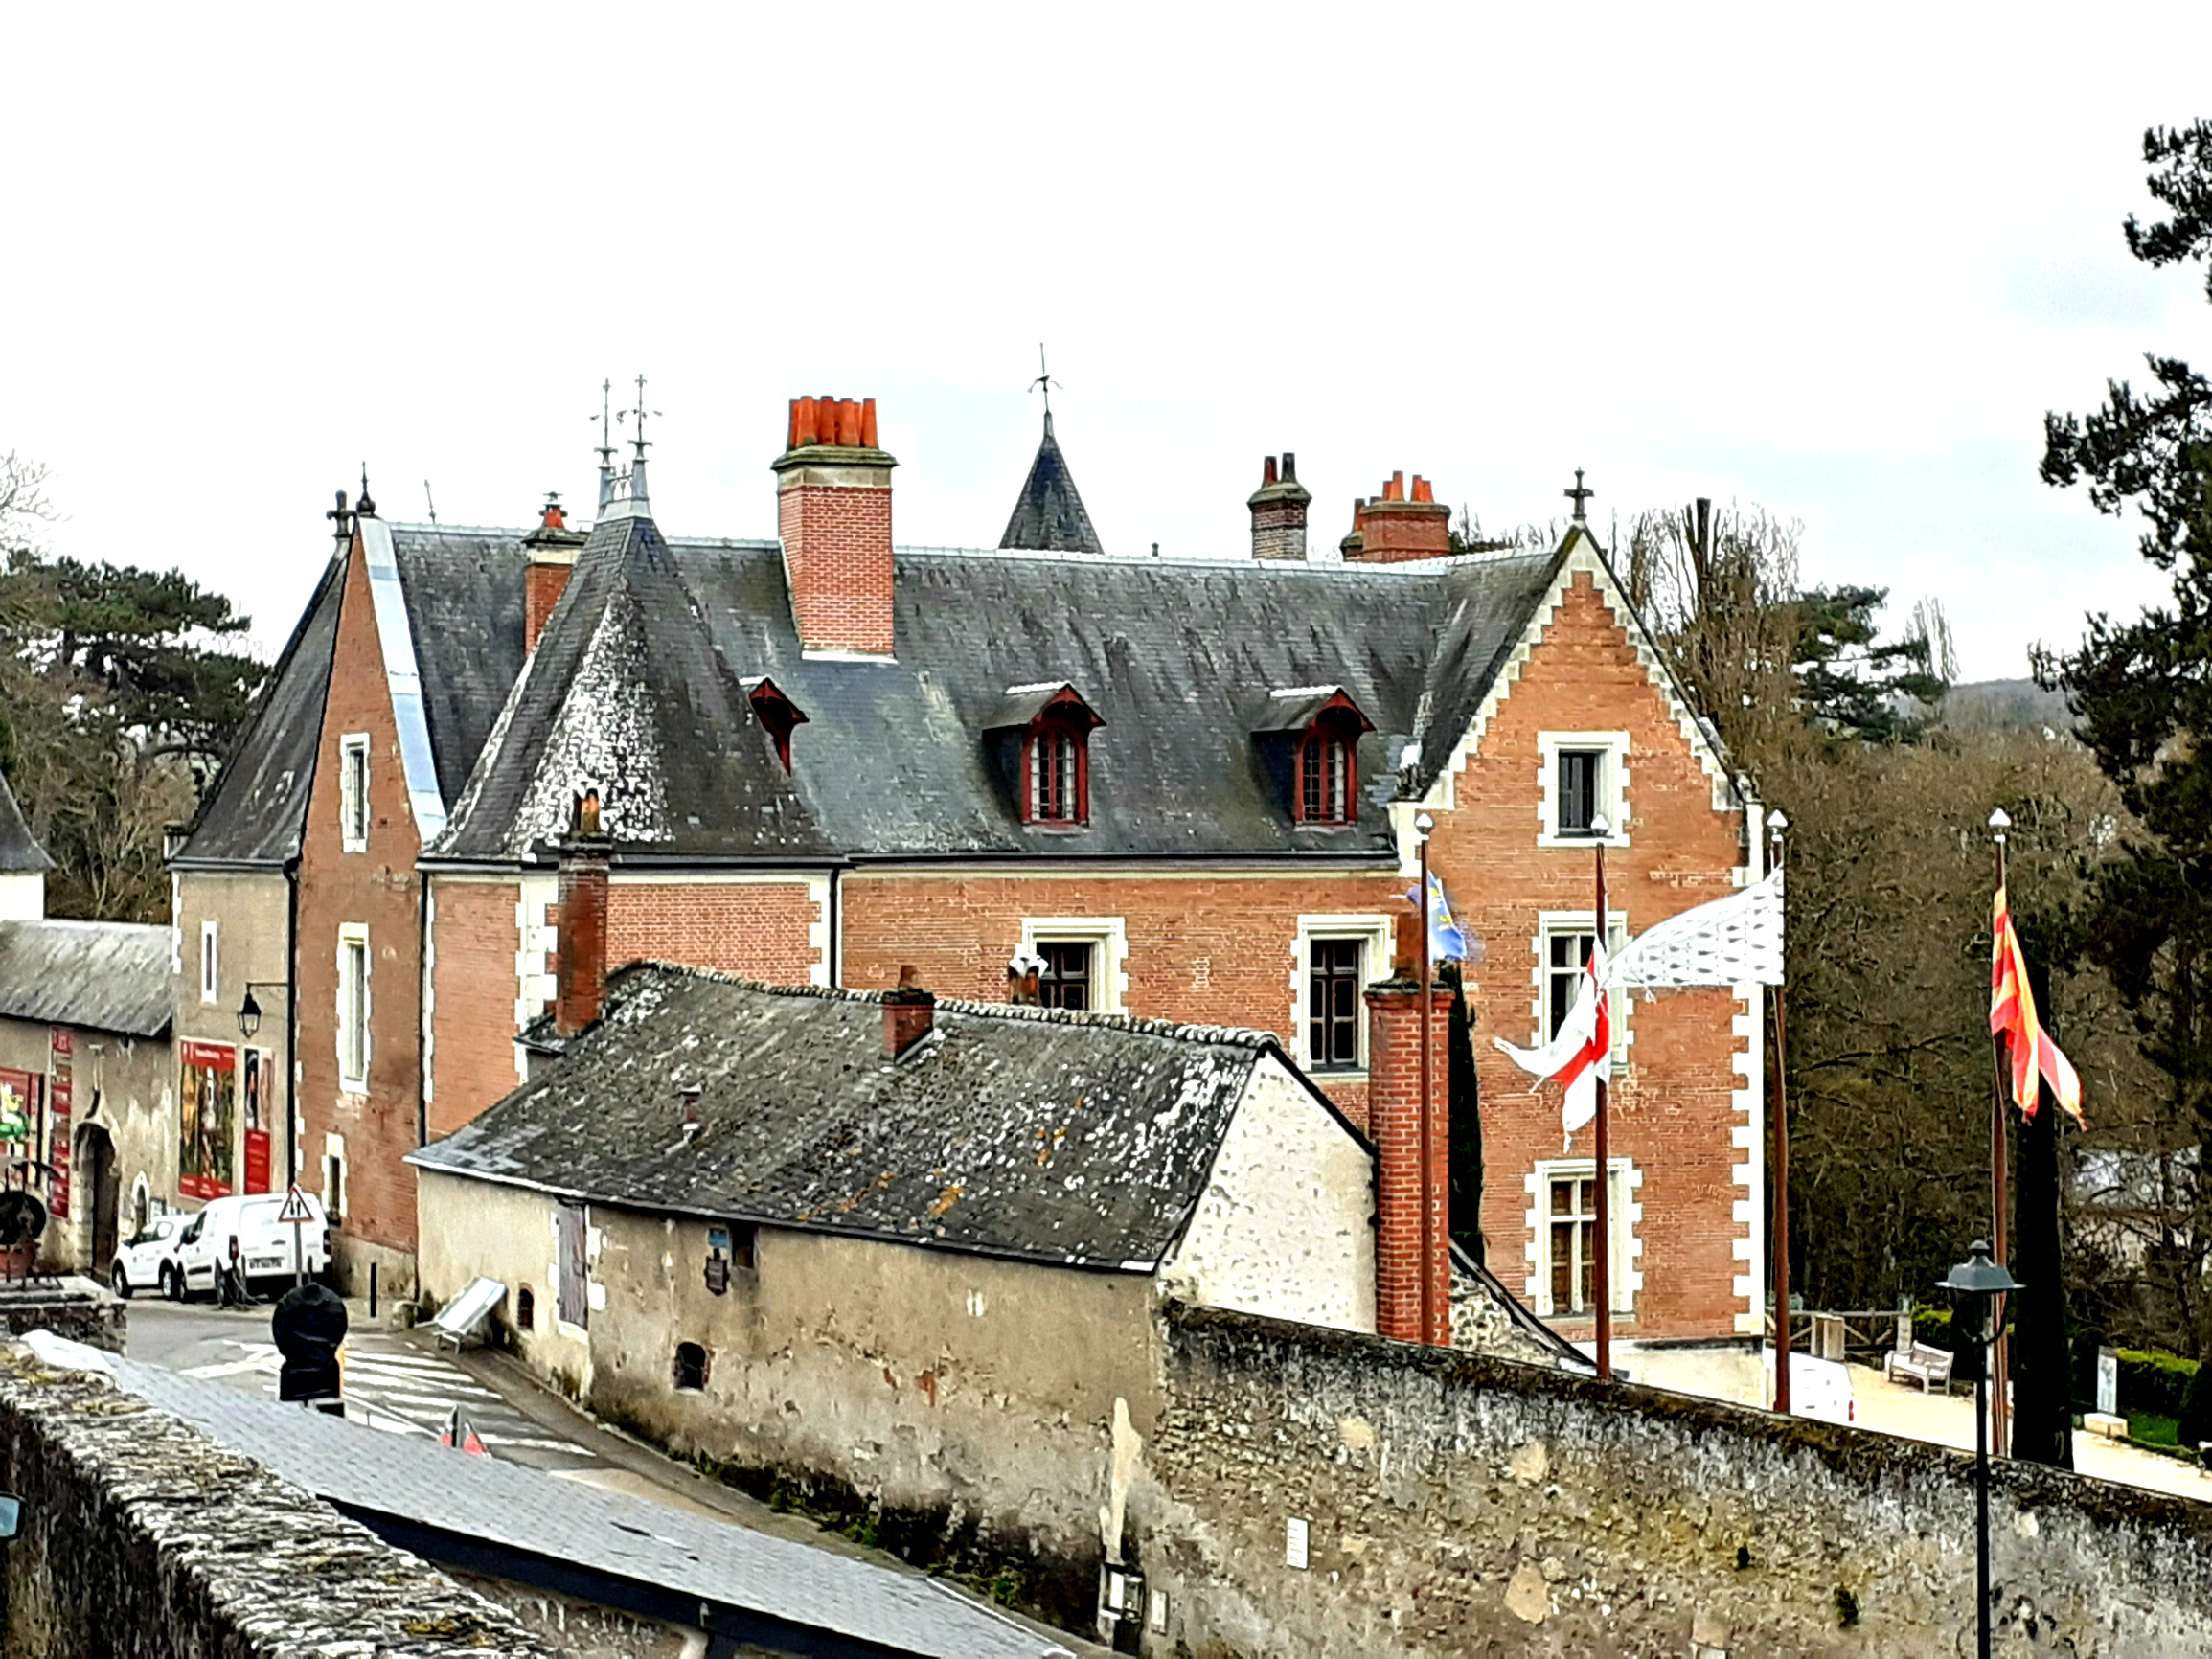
[1564,468,1593,522]
[356,464,376,518]
[615,373,661,456]
[592,378,614,467]
[1029,344,1060,417]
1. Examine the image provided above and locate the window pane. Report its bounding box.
[1559,749,1600,833]
[1549,1179,1574,1217]
[1551,1223,1573,1307]
[1307,939,1362,1066]
[1578,1218,1597,1309]
[1038,941,1092,1010]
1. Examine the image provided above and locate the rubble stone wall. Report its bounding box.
[0,1282,124,1354]
[1134,1303,2212,1658]
[0,1354,554,1658]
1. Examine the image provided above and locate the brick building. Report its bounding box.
[177,399,1768,1334]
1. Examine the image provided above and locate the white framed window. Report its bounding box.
[199,920,219,1006]
[1291,914,1395,1073]
[337,925,369,1090]
[1527,1157,1641,1317]
[339,734,371,852]
[1534,912,1630,1061]
[1538,731,1630,847]
[1019,917,1128,1014]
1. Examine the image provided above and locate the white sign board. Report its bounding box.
[2097,1348,2119,1419]
[1284,1516,1310,1570]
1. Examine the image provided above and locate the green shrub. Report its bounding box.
[2114,1349,2199,1419]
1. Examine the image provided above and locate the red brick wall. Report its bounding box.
[295,534,425,1272]
[427,879,526,1140]
[606,882,821,979]
[1439,567,1749,1337]
[838,871,1390,1131]
[524,560,572,652]
[778,477,892,655]
[1367,980,1451,1344]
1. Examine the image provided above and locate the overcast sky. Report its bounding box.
[7,6,2210,680]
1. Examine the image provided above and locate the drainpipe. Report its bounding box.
[284,854,301,1190]
[828,867,841,987]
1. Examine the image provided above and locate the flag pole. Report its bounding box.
[1592,817,1612,1380]
[1989,808,2013,1459]
[1417,811,1437,1347]
[1768,811,1791,1415]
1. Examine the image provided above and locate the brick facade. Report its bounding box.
[774,400,895,657]
[426,878,528,1139]
[294,534,427,1291]
[1365,979,1452,1345]
[606,881,823,979]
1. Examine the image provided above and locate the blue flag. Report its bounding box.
[1398,871,1469,963]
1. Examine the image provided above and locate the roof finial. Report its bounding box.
[1564,467,1592,523]
[593,378,614,468]
[616,374,660,461]
[1029,343,1060,428]
[356,464,376,519]
[326,489,353,554]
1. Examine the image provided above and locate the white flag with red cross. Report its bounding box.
[1494,948,1611,1131]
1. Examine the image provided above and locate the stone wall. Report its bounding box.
[0,1283,124,1355]
[1132,1303,2212,1658]
[0,1352,554,1657]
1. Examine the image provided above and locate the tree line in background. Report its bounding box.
[0,451,266,920]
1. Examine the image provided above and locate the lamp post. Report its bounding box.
[1415,810,1437,1347]
[1767,810,1790,1413]
[1940,1239,2021,1659]
[237,982,287,1042]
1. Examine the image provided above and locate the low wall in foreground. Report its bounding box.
[1133,1303,2212,1657]
[0,1352,555,1658]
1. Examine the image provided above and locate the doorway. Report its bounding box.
[80,1128,119,1271]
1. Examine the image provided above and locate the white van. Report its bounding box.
[173,1193,330,1300]
[1765,1351,1857,1424]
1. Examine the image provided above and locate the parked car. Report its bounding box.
[173,1193,331,1301]
[109,1215,185,1299]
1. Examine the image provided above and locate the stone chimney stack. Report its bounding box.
[773,396,897,657]
[1341,471,1452,563]
[523,492,586,653]
[1364,970,1452,1345]
[882,964,936,1058]
[554,789,613,1036]
[1247,453,1313,561]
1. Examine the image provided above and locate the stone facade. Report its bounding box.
[168,866,294,1221]
[1133,1304,2212,1657]
[0,1352,553,1657]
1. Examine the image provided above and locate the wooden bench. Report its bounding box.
[1883,1341,1954,1393]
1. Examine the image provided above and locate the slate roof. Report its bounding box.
[0,770,52,874]
[0,920,172,1037]
[1000,413,1104,555]
[430,519,1565,863]
[113,1359,1079,1659]
[170,555,342,867]
[410,964,1334,1271]
[177,524,532,867]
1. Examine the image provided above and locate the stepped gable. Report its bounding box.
[432,513,836,864]
[999,413,1105,555]
[410,962,1302,1270]
[429,534,1564,864]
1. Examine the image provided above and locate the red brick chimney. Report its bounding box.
[1247,453,1312,561]
[1341,471,1451,563]
[1364,970,1452,1345]
[882,964,936,1058]
[554,789,612,1036]
[773,396,897,656]
[523,492,585,652]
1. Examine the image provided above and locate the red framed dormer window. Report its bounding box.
[746,677,809,772]
[1026,718,1088,826]
[1298,727,1355,823]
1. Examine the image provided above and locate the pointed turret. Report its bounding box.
[0,768,53,920]
[1000,413,1104,556]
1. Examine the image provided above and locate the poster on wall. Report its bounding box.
[46,1029,70,1219]
[0,1069,34,1178]
[178,1039,237,1200]
[241,1048,270,1195]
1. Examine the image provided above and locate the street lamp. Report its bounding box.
[238,982,287,1041]
[1940,1239,2021,1659]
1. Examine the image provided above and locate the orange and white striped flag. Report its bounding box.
[1991,886,2084,1125]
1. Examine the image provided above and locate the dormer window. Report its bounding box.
[744,677,809,772]
[1299,728,1354,824]
[1030,722,1084,824]
[1258,687,1375,827]
[986,682,1105,830]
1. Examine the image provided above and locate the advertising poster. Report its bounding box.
[46,1029,70,1218]
[0,1070,33,1173]
[242,1047,271,1195]
[178,1039,237,1200]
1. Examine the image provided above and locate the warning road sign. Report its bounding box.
[277,1185,315,1225]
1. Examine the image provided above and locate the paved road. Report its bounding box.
[125,1299,599,1474]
